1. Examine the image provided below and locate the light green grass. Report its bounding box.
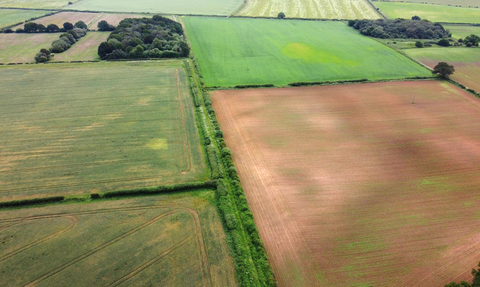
[0,0,74,9]
[238,0,380,19]
[374,0,480,8]
[52,32,109,62]
[375,2,480,24]
[0,191,237,286]
[184,17,431,87]
[444,24,480,39]
[67,0,242,15]
[0,9,55,28]
[0,61,207,201]
[0,33,59,63]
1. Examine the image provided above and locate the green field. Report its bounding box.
[51,32,109,62]
[0,61,207,201]
[405,47,480,91]
[0,0,74,9]
[0,9,54,28]
[375,2,480,24]
[0,191,237,286]
[67,0,242,15]
[238,0,380,19]
[0,33,59,63]
[374,0,480,8]
[184,17,431,87]
[444,24,480,39]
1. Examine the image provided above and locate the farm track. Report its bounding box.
[175,69,193,173]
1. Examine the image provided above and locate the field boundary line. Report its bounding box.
[175,69,193,173]
[87,12,103,28]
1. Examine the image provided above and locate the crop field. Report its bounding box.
[238,0,380,19]
[0,191,237,286]
[89,13,150,29]
[51,32,109,62]
[374,0,480,8]
[405,47,480,92]
[375,2,480,23]
[0,9,54,28]
[67,0,242,15]
[0,61,206,201]
[184,17,430,87]
[13,11,100,29]
[213,81,480,286]
[444,24,480,39]
[0,0,75,9]
[0,33,59,63]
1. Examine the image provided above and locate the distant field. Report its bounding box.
[375,2,480,23]
[0,61,207,201]
[444,24,480,39]
[374,0,480,8]
[185,17,430,87]
[0,9,54,28]
[213,81,480,286]
[0,33,58,63]
[0,191,237,286]
[0,0,75,9]
[405,47,480,91]
[89,13,150,29]
[67,0,242,15]
[238,0,380,19]
[51,32,109,62]
[13,11,100,29]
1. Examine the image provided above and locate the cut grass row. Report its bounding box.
[184,17,431,87]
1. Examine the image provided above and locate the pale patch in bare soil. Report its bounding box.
[213,81,480,286]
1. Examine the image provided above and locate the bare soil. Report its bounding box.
[212,81,480,286]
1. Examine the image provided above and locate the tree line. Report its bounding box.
[4,20,87,34]
[348,18,450,39]
[97,15,189,60]
[35,27,87,62]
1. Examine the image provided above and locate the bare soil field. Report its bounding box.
[213,81,480,286]
[0,33,59,63]
[0,191,237,286]
[13,11,100,29]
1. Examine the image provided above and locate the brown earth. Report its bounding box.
[212,81,480,286]
[423,60,480,94]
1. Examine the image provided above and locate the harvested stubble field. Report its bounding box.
[405,47,480,92]
[0,61,206,201]
[444,25,480,39]
[51,32,109,62]
[375,2,480,24]
[238,0,380,19]
[0,33,59,63]
[0,0,76,9]
[0,9,54,28]
[184,17,430,87]
[13,11,100,29]
[213,81,480,286]
[67,0,242,15]
[89,13,151,29]
[0,191,237,286]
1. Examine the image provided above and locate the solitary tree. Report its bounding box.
[46,24,59,33]
[432,62,455,79]
[63,22,74,31]
[437,38,451,47]
[278,12,285,19]
[74,21,87,29]
[415,41,424,48]
[412,15,421,20]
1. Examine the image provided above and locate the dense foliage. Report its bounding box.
[432,62,455,79]
[97,15,189,60]
[464,34,480,47]
[348,19,450,39]
[34,27,87,62]
[21,21,85,33]
[97,20,115,31]
[445,262,480,287]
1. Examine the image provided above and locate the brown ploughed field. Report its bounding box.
[212,81,480,286]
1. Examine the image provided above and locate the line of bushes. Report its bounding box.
[34,27,87,63]
[234,84,274,89]
[99,181,217,198]
[0,196,64,209]
[0,11,57,33]
[289,78,368,86]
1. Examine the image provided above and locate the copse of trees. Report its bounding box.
[348,18,450,39]
[464,34,480,47]
[20,21,87,33]
[97,20,115,31]
[97,15,189,60]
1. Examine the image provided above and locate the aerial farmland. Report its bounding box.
[1,0,480,285]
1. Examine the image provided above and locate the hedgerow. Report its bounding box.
[0,196,64,208]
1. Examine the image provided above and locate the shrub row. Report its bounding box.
[0,196,64,208]
[234,84,274,89]
[289,78,368,87]
[34,28,87,63]
[101,181,216,198]
[206,145,221,179]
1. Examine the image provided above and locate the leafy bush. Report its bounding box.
[438,38,451,46]
[349,19,449,39]
[0,196,64,208]
[103,181,216,198]
[97,20,115,31]
[415,40,424,48]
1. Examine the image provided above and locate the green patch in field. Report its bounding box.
[375,2,480,24]
[0,0,71,9]
[185,17,430,87]
[0,9,55,28]
[444,25,480,40]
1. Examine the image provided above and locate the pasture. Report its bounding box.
[373,0,480,8]
[67,0,242,15]
[0,9,54,28]
[0,33,58,63]
[184,17,430,87]
[51,32,109,62]
[0,61,206,201]
[213,81,480,286]
[405,47,480,92]
[0,0,74,9]
[444,24,480,39]
[238,0,380,19]
[375,2,480,24]
[0,191,237,286]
